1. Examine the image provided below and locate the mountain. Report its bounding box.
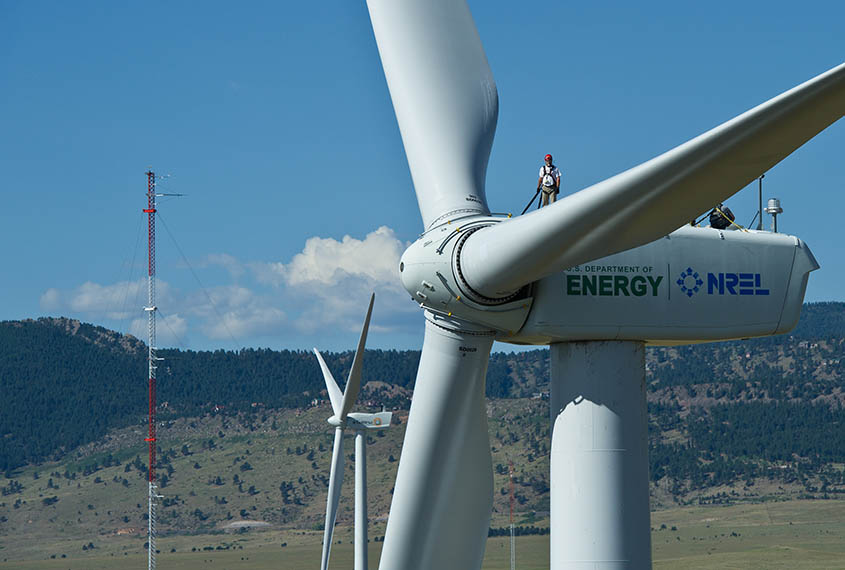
[0,305,843,560]
[1,304,843,473]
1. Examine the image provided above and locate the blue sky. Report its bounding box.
[2,1,843,352]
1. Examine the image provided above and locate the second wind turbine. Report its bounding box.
[314,293,392,570]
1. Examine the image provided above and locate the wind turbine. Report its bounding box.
[356,1,845,569]
[314,293,392,570]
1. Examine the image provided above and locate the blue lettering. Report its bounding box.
[739,273,754,295]
[724,273,739,295]
[705,272,769,296]
[755,274,769,295]
[707,273,723,294]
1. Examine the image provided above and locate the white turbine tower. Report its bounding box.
[314,293,392,570]
[353,1,845,569]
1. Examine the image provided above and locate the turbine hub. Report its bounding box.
[399,216,534,335]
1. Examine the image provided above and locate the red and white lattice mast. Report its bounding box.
[144,170,162,570]
[509,460,516,570]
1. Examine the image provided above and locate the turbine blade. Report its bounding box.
[366,0,497,229]
[339,293,375,421]
[320,427,345,570]
[458,61,845,298]
[379,317,494,570]
[314,348,343,417]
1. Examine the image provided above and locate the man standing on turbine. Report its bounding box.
[538,153,561,207]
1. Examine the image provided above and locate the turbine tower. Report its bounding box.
[355,1,845,569]
[314,293,392,570]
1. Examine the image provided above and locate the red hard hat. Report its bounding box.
[544,154,552,161]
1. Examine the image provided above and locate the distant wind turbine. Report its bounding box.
[314,292,392,570]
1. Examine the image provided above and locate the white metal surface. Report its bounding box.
[366,0,496,229]
[320,427,345,570]
[550,341,651,569]
[766,198,784,232]
[356,1,843,568]
[379,315,494,570]
[347,411,393,430]
[511,225,818,345]
[398,215,534,331]
[314,349,343,416]
[458,62,845,299]
[339,296,374,419]
[400,219,817,343]
[355,430,368,570]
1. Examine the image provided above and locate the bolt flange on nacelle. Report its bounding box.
[399,216,533,335]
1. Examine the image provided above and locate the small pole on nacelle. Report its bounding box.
[756,174,765,230]
[765,198,783,233]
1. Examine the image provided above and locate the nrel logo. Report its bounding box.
[676,267,703,297]
[677,268,770,297]
[707,272,769,296]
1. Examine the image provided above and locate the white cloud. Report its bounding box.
[37,226,421,348]
[40,278,173,320]
[257,226,405,287]
[39,288,60,310]
[184,285,287,340]
[201,253,245,279]
[131,313,188,347]
[184,285,254,318]
[253,226,416,334]
[203,306,286,340]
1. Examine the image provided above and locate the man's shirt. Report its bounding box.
[539,165,561,187]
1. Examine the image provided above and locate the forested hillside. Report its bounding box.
[0,305,842,556]
[1,302,843,475]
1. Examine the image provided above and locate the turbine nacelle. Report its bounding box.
[327,411,392,430]
[401,216,820,343]
[348,411,393,430]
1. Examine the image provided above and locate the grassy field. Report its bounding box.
[1,499,842,569]
[2,404,843,568]
[650,500,845,569]
[0,402,554,562]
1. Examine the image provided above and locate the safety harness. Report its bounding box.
[541,164,559,192]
